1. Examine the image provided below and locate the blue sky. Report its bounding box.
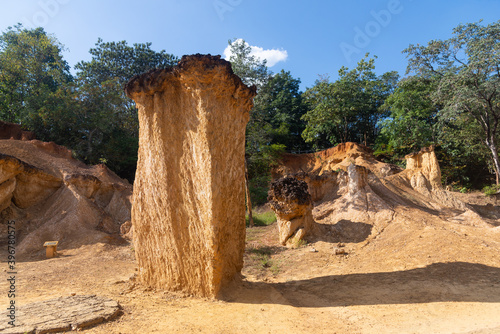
[1,0,499,90]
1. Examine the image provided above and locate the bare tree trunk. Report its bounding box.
[486,137,500,185]
[245,160,254,227]
[87,128,97,156]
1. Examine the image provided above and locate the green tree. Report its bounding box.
[302,55,398,148]
[0,24,72,128]
[404,20,500,183]
[73,39,178,180]
[226,38,269,88]
[378,76,439,152]
[226,39,313,213]
[256,69,310,152]
[226,39,310,177]
[376,75,490,187]
[436,112,491,188]
[226,38,275,174]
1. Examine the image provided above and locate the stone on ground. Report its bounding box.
[0,295,121,334]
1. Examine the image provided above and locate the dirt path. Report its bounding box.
[1,212,500,334]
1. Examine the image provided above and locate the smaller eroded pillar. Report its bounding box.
[125,54,256,298]
[268,176,314,246]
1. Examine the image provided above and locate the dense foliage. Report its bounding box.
[72,39,178,180]
[0,25,177,182]
[400,20,500,186]
[0,24,72,129]
[302,55,398,149]
[1,21,499,195]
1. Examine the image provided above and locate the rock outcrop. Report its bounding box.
[273,143,497,244]
[268,177,314,246]
[381,146,469,212]
[0,140,132,257]
[125,54,256,298]
[405,146,442,189]
[273,142,401,202]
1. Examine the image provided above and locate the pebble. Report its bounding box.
[334,248,346,255]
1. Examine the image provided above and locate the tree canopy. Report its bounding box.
[72,39,178,180]
[404,20,500,183]
[302,55,398,148]
[378,75,439,152]
[0,24,71,127]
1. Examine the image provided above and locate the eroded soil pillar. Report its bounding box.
[268,176,314,246]
[125,55,255,298]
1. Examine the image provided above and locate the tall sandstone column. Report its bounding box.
[125,55,255,298]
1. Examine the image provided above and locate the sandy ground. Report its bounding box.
[1,192,500,334]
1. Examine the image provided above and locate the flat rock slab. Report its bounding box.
[0,295,121,334]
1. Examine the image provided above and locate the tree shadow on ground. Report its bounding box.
[223,262,500,307]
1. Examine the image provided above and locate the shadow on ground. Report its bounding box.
[223,262,500,307]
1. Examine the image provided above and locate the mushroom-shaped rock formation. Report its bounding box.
[268,176,314,246]
[125,54,256,298]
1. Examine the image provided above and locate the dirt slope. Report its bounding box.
[0,139,132,258]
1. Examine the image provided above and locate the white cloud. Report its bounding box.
[223,39,288,67]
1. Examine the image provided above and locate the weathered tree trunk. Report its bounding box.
[486,137,500,185]
[125,55,256,298]
[245,159,254,227]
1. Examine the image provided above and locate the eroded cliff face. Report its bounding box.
[385,145,468,212]
[0,140,132,257]
[273,142,401,202]
[125,54,256,298]
[273,143,497,244]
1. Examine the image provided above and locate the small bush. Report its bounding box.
[246,211,277,227]
[483,184,500,196]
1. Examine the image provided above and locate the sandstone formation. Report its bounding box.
[273,142,401,202]
[273,143,497,244]
[396,145,467,210]
[268,176,314,246]
[125,54,256,298]
[0,295,121,333]
[0,140,132,257]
